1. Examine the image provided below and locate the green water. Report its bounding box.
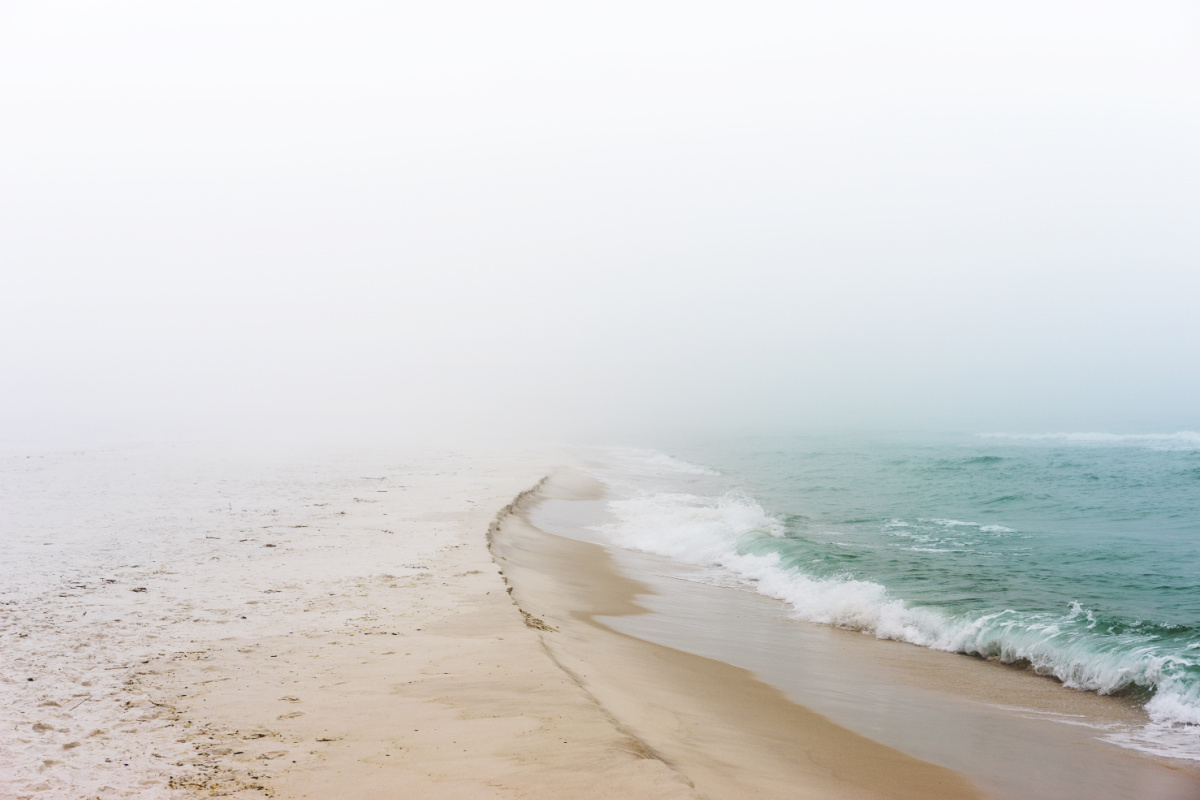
[601,432,1200,750]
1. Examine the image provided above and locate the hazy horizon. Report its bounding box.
[3,1,1198,445]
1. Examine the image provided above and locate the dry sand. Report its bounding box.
[146,457,700,800]
[3,443,985,799]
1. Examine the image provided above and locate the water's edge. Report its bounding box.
[524,463,1200,800]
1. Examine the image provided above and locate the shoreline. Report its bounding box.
[491,467,983,799]
[149,452,702,800]
[498,465,1200,799]
[7,445,1198,799]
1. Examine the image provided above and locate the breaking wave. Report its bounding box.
[593,489,1200,736]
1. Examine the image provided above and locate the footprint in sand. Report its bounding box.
[277,711,304,720]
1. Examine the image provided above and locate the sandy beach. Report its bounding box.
[6,444,1198,799]
[0,442,980,800]
[5,2,1197,796]
[1,443,703,799]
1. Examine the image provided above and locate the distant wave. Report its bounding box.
[594,447,721,476]
[592,488,1200,736]
[979,432,1200,449]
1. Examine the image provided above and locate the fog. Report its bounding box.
[2,1,1198,444]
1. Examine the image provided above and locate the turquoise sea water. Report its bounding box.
[587,432,1200,759]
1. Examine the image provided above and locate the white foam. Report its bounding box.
[592,488,1200,737]
[926,518,976,527]
[595,491,945,642]
[1105,721,1200,762]
[921,518,1015,533]
[596,491,783,565]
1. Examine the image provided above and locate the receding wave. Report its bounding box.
[593,490,1200,734]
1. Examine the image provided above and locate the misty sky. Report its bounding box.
[2,1,1198,443]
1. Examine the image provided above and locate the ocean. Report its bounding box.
[577,432,1200,763]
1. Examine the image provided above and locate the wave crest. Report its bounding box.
[594,489,1200,734]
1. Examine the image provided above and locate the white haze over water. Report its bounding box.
[981,432,1200,448]
[1,1,1198,443]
